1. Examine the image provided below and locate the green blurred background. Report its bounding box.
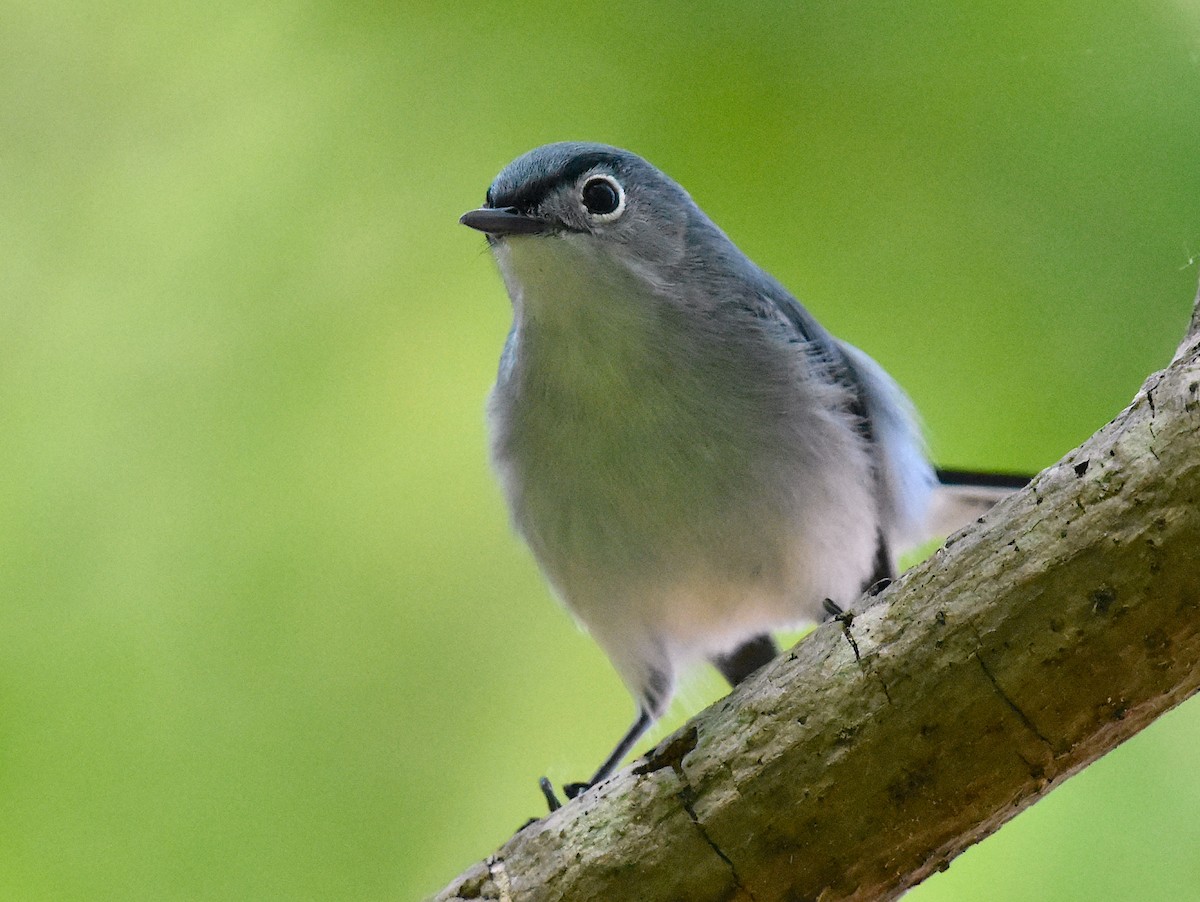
[2,0,1198,899]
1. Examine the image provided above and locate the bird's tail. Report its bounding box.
[927,468,1031,538]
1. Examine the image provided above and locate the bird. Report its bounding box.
[460,142,1022,809]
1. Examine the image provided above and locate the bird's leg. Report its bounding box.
[540,708,653,811]
[711,633,779,687]
[566,708,652,798]
[862,531,895,597]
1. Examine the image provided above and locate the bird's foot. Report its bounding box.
[538,776,563,812]
[537,776,592,813]
[563,781,590,800]
[822,597,851,623]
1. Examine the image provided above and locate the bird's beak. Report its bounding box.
[459,206,549,236]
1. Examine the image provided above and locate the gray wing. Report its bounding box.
[764,290,936,554]
[836,341,937,552]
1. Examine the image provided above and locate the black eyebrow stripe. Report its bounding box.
[490,150,626,212]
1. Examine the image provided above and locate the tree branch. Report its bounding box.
[434,284,1200,902]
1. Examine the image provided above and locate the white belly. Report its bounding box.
[486,235,880,693]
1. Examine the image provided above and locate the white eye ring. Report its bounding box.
[580,174,626,222]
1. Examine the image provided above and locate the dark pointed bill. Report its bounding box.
[459,206,549,236]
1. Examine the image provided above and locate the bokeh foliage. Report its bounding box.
[1,0,1198,899]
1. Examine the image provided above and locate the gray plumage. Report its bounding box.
[462,142,940,799]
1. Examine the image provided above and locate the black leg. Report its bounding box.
[540,666,672,811]
[560,708,653,801]
[862,530,895,596]
[711,633,779,687]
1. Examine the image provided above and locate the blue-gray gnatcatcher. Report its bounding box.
[460,142,1021,809]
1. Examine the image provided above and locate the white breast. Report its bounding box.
[487,234,881,696]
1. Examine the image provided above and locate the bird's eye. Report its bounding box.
[581,175,625,221]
